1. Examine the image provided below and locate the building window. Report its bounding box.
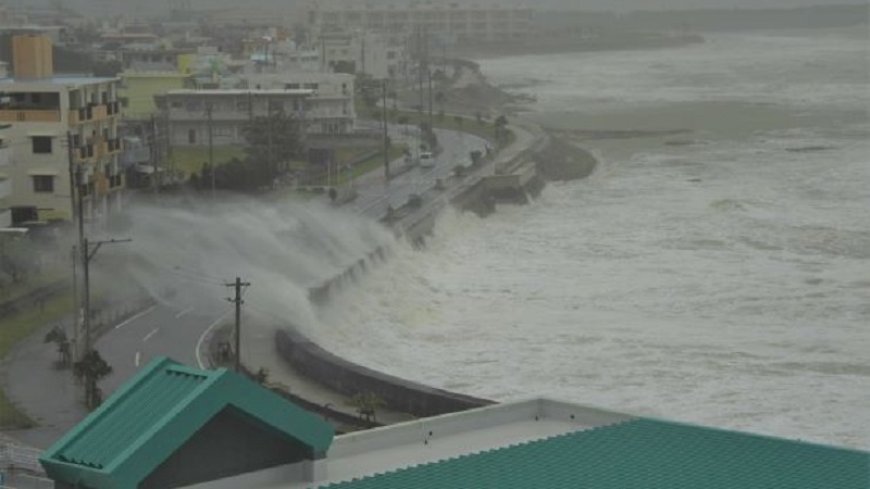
[32,175,55,193]
[32,136,53,154]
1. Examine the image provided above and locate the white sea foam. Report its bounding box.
[311,30,870,449]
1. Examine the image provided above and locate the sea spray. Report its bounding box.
[94,195,396,337]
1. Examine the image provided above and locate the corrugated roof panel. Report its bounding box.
[41,357,335,489]
[56,367,208,468]
[323,418,870,489]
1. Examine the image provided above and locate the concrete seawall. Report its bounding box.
[273,126,596,421]
[275,328,494,417]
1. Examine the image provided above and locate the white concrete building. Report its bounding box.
[0,35,124,224]
[159,70,357,147]
[242,72,356,135]
[157,89,315,148]
[0,123,12,227]
[318,31,404,80]
[305,1,534,45]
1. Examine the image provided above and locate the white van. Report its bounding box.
[419,151,435,168]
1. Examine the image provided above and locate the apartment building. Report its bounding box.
[0,35,123,224]
[305,1,533,45]
[319,31,404,80]
[157,89,314,148]
[0,123,11,227]
[242,72,356,135]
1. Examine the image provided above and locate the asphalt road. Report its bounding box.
[2,124,496,450]
[83,126,488,399]
[349,126,489,219]
[94,304,230,396]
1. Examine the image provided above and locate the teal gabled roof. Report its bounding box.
[321,418,869,489]
[40,357,334,489]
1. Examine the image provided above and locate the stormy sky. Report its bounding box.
[40,0,870,17]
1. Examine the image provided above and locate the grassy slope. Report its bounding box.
[0,293,73,429]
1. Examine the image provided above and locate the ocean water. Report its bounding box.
[312,30,870,449]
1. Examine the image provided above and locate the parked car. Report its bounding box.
[419,152,435,168]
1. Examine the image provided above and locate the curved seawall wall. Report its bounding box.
[275,328,494,417]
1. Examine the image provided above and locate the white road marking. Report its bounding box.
[195,311,231,370]
[175,307,194,319]
[134,351,141,367]
[114,305,157,330]
[142,328,159,342]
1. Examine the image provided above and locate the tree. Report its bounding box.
[74,350,113,410]
[347,392,386,423]
[44,326,71,368]
[0,236,37,285]
[419,121,438,152]
[355,73,380,109]
[434,91,446,111]
[236,109,304,190]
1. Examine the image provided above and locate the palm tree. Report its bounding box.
[44,326,71,368]
[74,350,113,409]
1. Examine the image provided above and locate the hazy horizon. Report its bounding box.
[16,0,870,17]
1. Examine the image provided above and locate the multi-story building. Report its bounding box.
[157,89,314,148]
[0,123,11,227]
[318,30,404,80]
[158,71,357,147]
[0,34,123,224]
[304,1,533,45]
[242,72,355,134]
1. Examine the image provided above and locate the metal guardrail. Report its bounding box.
[0,442,43,475]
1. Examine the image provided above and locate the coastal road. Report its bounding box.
[349,127,488,220]
[88,126,487,399]
[94,304,230,396]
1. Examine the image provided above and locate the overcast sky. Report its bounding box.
[40,0,869,17]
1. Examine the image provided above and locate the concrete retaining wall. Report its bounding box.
[275,328,494,418]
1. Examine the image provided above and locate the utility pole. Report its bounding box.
[267,95,274,178]
[82,238,132,357]
[225,277,251,373]
[206,103,215,199]
[382,80,390,180]
[70,244,78,361]
[66,131,85,361]
[80,237,130,404]
[428,65,433,126]
[417,28,424,113]
[149,115,159,192]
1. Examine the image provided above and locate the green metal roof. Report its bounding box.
[321,418,869,489]
[40,357,334,489]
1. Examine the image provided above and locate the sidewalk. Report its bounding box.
[0,316,87,449]
[242,331,416,427]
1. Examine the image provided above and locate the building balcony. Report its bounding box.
[0,145,10,167]
[0,176,11,200]
[0,208,10,228]
[106,101,121,116]
[0,109,61,123]
[78,144,95,160]
[69,103,119,126]
[69,106,94,125]
[101,139,121,156]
